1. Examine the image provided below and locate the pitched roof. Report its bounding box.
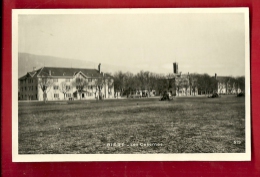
[216,76,230,82]
[19,68,43,80]
[19,67,112,80]
[39,67,104,77]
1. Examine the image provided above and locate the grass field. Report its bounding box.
[18,95,245,154]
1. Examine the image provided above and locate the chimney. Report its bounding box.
[33,67,36,71]
[98,63,101,73]
[173,62,178,74]
[215,73,217,79]
[49,70,51,76]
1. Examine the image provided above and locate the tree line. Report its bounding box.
[113,71,245,97]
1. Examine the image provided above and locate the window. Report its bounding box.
[36,94,37,99]
[54,93,59,98]
[36,86,37,90]
[25,87,27,91]
[53,78,58,82]
[32,86,33,91]
[76,78,84,83]
[88,78,92,82]
[66,86,71,90]
[66,93,71,97]
[66,79,70,82]
[53,85,59,90]
[21,87,23,91]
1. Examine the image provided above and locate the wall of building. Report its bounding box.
[36,74,114,101]
[19,77,39,100]
[217,82,241,95]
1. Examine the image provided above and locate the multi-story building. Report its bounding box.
[171,63,242,96]
[172,62,199,96]
[216,76,242,94]
[18,64,114,101]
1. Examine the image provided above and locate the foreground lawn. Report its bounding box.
[18,96,246,154]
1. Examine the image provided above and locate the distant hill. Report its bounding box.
[18,53,135,78]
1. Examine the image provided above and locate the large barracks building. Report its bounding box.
[18,64,114,101]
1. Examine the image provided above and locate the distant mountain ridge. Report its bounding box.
[18,53,100,77]
[18,53,134,78]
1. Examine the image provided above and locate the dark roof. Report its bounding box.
[19,67,113,80]
[216,76,230,82]
[39,67,102,77]
[19,68,43,80]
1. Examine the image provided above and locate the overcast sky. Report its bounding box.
[18,10,247,76]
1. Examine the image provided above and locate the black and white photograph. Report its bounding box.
[12,8,250,161]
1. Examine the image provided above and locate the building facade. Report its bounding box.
[216,76,242,95]
[171,63,242,96]
[18,65,114,101]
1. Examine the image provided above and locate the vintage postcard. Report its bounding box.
[12,8,250,162]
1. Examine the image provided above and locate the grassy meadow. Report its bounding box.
[18,95,246,154]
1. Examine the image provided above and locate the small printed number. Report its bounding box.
[234,141,241,144]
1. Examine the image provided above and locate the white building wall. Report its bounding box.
[37,75,114,101]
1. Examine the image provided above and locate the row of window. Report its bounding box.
[55,78,94,83]
[20,94,37,99]
[54,93,72,98]
[66,93,72,97]
[76,78,96,83]
[20,93,97,99]
[20,78,66,84]
[20,86,37,91]
[53,85,71,90]
[20,79,34,84]
[55,78,72,82]
[21,85,104,92]
[53,85,59,90]
[20,78,98,85]
[75,85,95,90]
[21,85,94,91]
[51,78,95,83]
[28,79,34,83]
[55,93,95,98]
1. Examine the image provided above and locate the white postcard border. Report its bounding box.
[12,8,251,162]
